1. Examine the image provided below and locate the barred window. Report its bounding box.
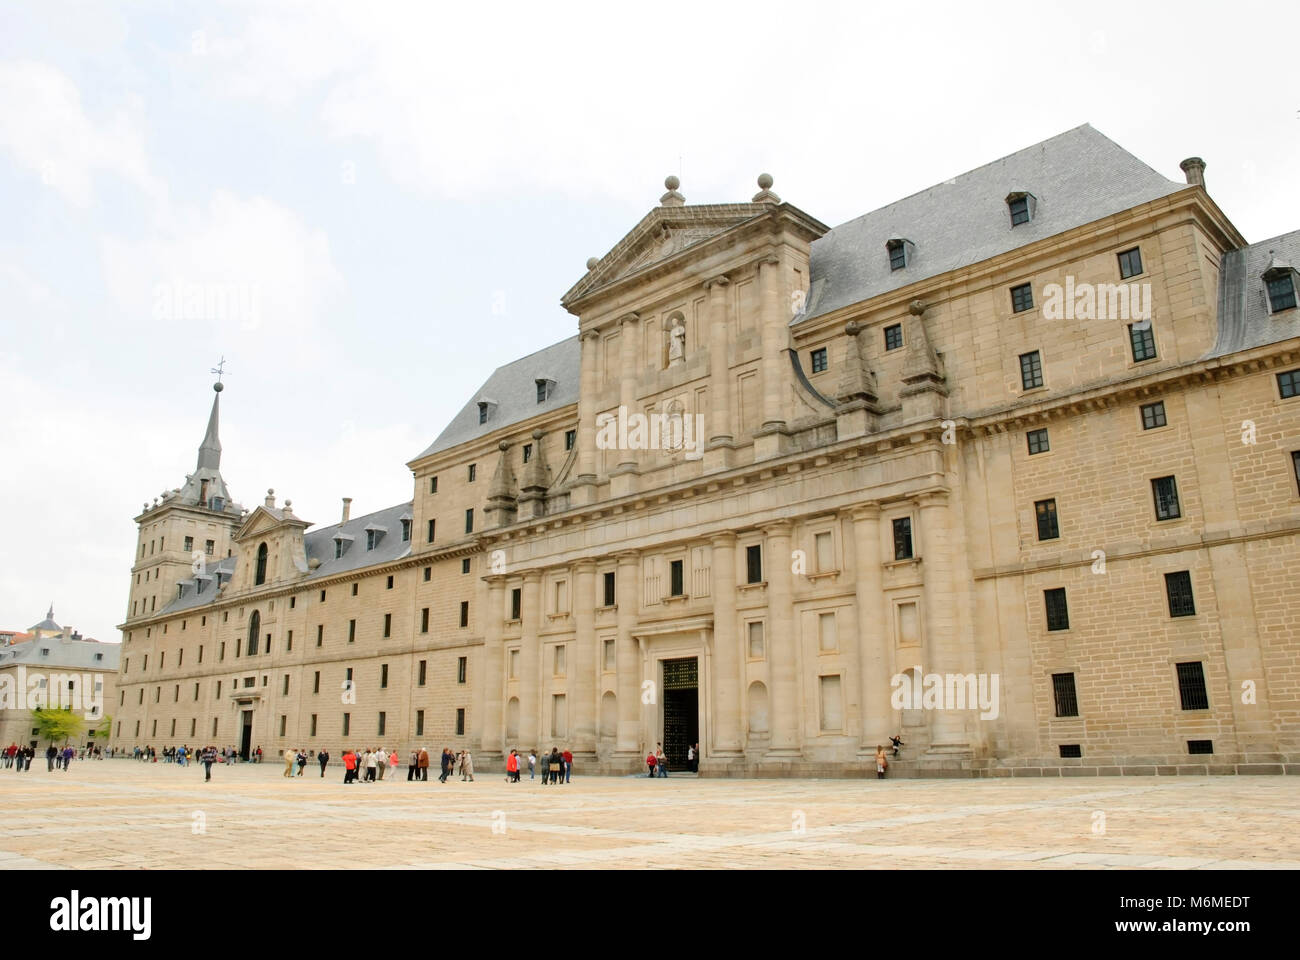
[1051,672,1079,717]
[1044,588,1069,631]
[1034,499,1060,541]
[1152,475,1181,520]
[1165,571,1196,617]
[1176,661,1209,710]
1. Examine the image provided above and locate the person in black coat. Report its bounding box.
[318,749,330,777]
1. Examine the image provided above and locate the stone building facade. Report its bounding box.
[111,125,1300,775]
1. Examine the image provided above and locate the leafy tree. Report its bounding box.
[94,713,112,740]
[30,708,84,746]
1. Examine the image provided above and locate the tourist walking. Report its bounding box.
[365,748,378,782]
[460,750,474,782]
[296,750,308,777]
[319,749,330,777]
[388,749,399,781]
[202,745,217,781]
[505,750,518,783]
[875,745,889,779]
[655,747,668,777]
[439,749,451,784]
[562,749,573,783]
[343,748,357,784]
[646,751,656,777]
[418,747,430,782]
[283,748,295,778]
[46,745,57,771]
[375,747,386,781]
[527,750,536,780]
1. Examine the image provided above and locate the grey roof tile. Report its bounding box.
[1209,229,1300,359]
[0,635,120,671]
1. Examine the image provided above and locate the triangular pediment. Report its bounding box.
[562,203,773,308]
[233,505,307,542]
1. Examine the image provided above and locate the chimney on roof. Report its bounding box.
[1180,157,1206,188]
[341,497,352,524]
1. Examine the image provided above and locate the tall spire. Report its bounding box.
[197,382,223,471]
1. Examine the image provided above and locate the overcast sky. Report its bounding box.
[1,0,1297,644]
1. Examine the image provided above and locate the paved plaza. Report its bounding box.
[1,760,1297,870]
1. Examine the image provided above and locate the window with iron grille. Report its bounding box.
[1278,369,1300,399]
[810,348,828,373]
[603,571,616,607]
[1011,283,1034,313]
[1044,588,1069,631]
[746,544,763,584]
[1058,744,1082,758]
[1034,499,1060,540]
[1187,739,1214,755]
[1027,428,1050,455]
[1117,247,1143,279]
[1129,323,1157,362]
[1141,401,1167,430]
[669,559,684,597]
[1152,475,1181,520]
[1051,672,1079,717]
[1165,571,1196,617]
[892,517,913,560]
[884,324,903,350]
[1019,350,1043,389]
[1176,661,1209,710]
[1267,274,1297,312]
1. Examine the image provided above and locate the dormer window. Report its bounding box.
[333,533,354,559]
[364,524,387,551]
[886,238,914,271]
[366,530,377,550]
[178,584,185,598]
[1263,258,1298,313]
[1006,192,1036,227]
[477,397,498,424]
[536,378,555,403]
[400,518,412,542]
[210,497,224,512]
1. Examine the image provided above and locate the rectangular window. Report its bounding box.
[1176,661,1209,710]
[1051,673,1079,717]
[456,708,465,736]
[892,517,913,560]
[282,674,289,695]
[669,559,684,597]
[1044,588,1070,631]
[462,558,471,574]
[1267,274,1297,312]
[1117,247,1143,279]
[205,539,214,555]
[554,580,567,614]
[184,535,194,552]
[427,519,436,543]
[465,509,474,534]
[348,619,356,643]
[286,630,292,652]
[1278,369,1300,399]
[884,324,903,351]
[1026,428,1050,455]
[1141,401,1167,429]
[459,601,469,628]
[553,645,566,676]
[310,714,317,737]
[1019,350,1043,389]
[320,590,326,602]
[386,575,394,589]
[1059,744,1082,759]
[603,638,616,671]
[522,443,532,463]
[313,671,320,694]
[383,613,391,638]
[819,675,843,731]
[380,664,388,689]
[315,625,323,647]
[1034,499,1060,541]
[1292,451,1300,496]
[818,611,837,652]
[458,656,467,684]
[748,621,765,659]
[278,715,286,737]
[418,660,427,686]
[424,566,431,581]
[1011,283,1034,313]
[746,544,762,584]
[1008,196,1030,226]
[1129,323,1157,362]
[416,710,425,736]
[1188,739,1214,755]
[468,463,477,482]
[421,607,429,633]
[565,429,576,451]
[378,712,386,736]
[508,648,520,679]
[814,531,834,572]
[430,475,438,494]
[1165,571,1196,617]
[810,348,828,373]
[1152,475,1181,521]
[342,713,350,737]
[888,242,907,271]
[550,695,566,738]
[603,571,616,607]
[511,588,522,621]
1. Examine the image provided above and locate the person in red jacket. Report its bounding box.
[646,752,657,777]
[562,749,573,783]
[342,748,357,784]
[505,750,518,783]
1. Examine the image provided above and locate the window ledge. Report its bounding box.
[883,557,921,570]
[807,570,841,582]
[546,612,571,622]
[738,581,767,592]
[663,594,689,605]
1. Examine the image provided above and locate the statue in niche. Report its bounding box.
[668,318,686,366]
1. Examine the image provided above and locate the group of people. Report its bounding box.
[502,748,572,783]
[3,744,34,770]
[874,735,906,778]
[338,747,400,783]
[3,743,103,771]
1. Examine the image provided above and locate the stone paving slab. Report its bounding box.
[0,759,1297,869]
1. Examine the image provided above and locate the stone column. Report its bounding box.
[572,330,600,505]
[851,504,888,755]
[572,560,598,761]
[709,532,742,758]
[704,275,733,473]
[918,491,969,754]
[762,520,801,757]
[478,576,507,762]
[609,313,641,498]
[518,570,542,749]
[755,255,788,460]
[614,551,641,758]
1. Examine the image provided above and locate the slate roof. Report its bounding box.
[413,335,580,460]
[156,501,416,617]
[797,124,1188,322]
[0,634,120,671]
[1208,229,1300,359]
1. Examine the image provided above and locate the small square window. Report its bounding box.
[1058,744,1082,759]
[884,324,903,351]
[1117,247,1143,279]
[1152,475,1181,521]
[1278,369,1300,399]
[892,517,913,561]
[1129,323,1157,362]
[1141,401,1167,430]
[1165,571,1196,617]
[1044,588,1069,631]
[810,348,828,374]
[1026,428,1050,455]
[1034,499,1059,541]
[1187,739,1214,755]
[1019,350,1043,389]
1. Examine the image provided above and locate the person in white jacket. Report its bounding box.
[283,748,295,778]
[364,749,378,782]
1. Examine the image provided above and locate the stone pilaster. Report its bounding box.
[570,330,600,506]
[704,274,734,474]
[754,255,790,461]
[478,576,506,762]
[850,504,888,755]
[610,313,641,498]
[614,551,641,757]
[899,299,949,423]
[518,570,542,749]
[918,491,971,756]
[762,520,801,758]
[708,532,742,758]
[572,559,598,761]
[835,321,882,441]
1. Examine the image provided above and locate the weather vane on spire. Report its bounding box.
[211,357,228,383]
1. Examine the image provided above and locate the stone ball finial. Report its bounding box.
[284,499,292,509]
[908,299,928,316]
[267,488,275,496]
[498,440,511,452]
[757,173,773,190]
[213,381,224,393]
[845,320,863,336]
[532,428,544,440]
[665,175,680,191]
[586,257,598,270]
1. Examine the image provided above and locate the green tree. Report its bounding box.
[95,713,112,740]
[30,708,85,746]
